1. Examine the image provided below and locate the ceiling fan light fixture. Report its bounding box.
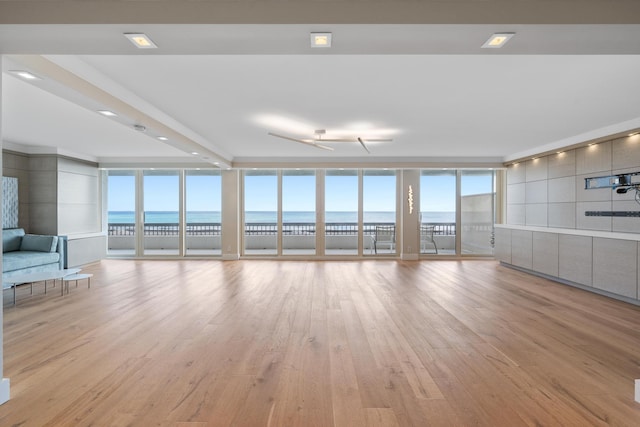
[310,32,332,48]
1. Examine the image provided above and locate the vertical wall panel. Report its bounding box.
[507,163,525,184]
[57,157,100,235]
[525,157,548,182]
[576,141,612,175]
[612,136,640,170]
[28,155,57,235]
[548,203,576,229]
[526,204,548,227]
[548,177,575,203]
[548,150,576,179]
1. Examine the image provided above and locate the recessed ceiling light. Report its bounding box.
[213,162,220,165]
[97,110,118,117]
[191,152,199,155]
[9,70,41,81]
[157,136,168,141]
[124,33,158,49]
[481,32,515,49]
[310,32,332,48]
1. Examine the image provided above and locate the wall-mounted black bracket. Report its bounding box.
[585,172,640,189]
[585,211,640,217]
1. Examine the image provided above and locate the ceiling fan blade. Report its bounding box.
[268,132,334,151]
[357,137,371,154]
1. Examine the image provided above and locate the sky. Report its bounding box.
[108,170,494,212]
[108,174,222,211]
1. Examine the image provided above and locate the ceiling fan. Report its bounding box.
[267,129,392,154]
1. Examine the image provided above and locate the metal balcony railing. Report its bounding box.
[108,222,456,237]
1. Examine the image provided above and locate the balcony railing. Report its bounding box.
[108,222,456,237]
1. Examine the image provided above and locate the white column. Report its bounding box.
[401,169,420,261]
[315,169,325,256]
[0,55,11,405]
[221,169,240,260]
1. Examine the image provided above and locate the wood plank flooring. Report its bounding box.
[1,259,640,426]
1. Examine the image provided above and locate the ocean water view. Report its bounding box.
[109,211,455,224]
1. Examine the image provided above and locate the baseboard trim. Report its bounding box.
[500,262,640,307]
[0,378,10,405]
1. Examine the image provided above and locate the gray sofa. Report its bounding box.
[2,228,65,280]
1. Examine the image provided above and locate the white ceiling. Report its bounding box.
[2,24,640,168]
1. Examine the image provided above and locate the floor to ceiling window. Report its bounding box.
[106,168,222,257]
[325,169,359,255]
[143,170,180,256]
[105,167,497,259]
[420,170,457,255]
[282,169,316,255]
[364,169,397,255]
[243,170,278,255]
[461,170,495,255]
[185,169,222,256]
[106,170,136,256]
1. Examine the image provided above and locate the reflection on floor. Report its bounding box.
[108,248,459,256]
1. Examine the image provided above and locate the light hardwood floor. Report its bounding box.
[1,259,640,426]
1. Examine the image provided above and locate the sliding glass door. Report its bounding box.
[107,170,136,255]
[325,169,359,255]
[106,168,222,257]
[185,170,222,255]
[420,170,456,255]
[364,169,397,255]
[143,170,180,255]
[461,170,495,255]
[243,170,278,255]
[282,170,316,255]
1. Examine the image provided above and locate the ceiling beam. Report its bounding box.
[2,1,640,25]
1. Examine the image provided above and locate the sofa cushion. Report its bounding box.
[2,228,25,253]
[20,234,58,253]
[3,250,61,273]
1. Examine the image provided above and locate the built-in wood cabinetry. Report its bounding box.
[496,225,639,304]
[501,133,640,305]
